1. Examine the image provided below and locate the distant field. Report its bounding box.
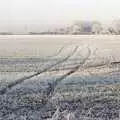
[0,35,120,120]
[0,35,120,58]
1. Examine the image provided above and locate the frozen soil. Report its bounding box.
[0,59,120,120]
[1,35,120,120]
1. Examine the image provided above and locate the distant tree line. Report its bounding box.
[28,20,120,35]
[1,20,120,35]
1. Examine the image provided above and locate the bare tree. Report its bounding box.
[71,21,92,34]
[111,19,120,34]
[91,21,102,34]
[71,21,82,34]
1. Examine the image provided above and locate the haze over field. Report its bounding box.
[0,0,120,33]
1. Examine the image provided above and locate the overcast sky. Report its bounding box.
[0,0,120,32]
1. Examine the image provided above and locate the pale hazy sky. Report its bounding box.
[0,0,120,31]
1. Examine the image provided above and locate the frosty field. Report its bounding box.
[0,35,120,120]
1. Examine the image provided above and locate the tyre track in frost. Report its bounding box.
[44,47,91,102]
[0,45,79,95]
[0,46,90,114]
[37,42,73,71]
[42,41,72,59]
[33,47,91,119]
[0,43,71,72]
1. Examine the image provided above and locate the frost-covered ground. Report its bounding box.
[0,35,120,120]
